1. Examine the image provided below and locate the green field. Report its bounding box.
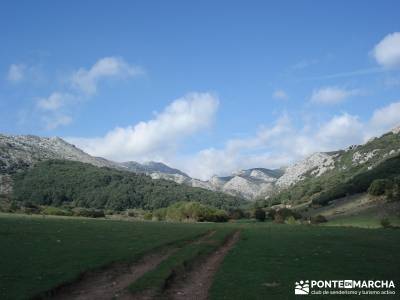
[210,223,400,300]
[0,213,213,300]
[1,214,400,300]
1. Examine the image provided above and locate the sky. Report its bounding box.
[1,1,400,180]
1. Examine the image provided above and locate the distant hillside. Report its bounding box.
[264,129,400,207]
[12,160,245,210]
[0,134,121,196]
[121,161,189,177]
[2,126,400,206]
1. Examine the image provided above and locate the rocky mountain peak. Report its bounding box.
[391,125,400,135]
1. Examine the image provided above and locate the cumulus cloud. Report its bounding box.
[173,102,400,180]
[37,92,75,111]
[272,89,288,100]
[71,57,143,95]
[68,92,219,161]
[310,86,361,104]
[316,113,364,148]
[6,64,25,82]
[63,96,400,180]
[373,32,400,69]
[369,101,400,134]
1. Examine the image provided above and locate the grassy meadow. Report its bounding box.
[1,213,399,299]
[210,223,400,300]
[0,213,213,300]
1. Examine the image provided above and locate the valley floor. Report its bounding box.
[0,214,399,300]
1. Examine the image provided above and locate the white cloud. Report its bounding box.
[71,57,143,95]
[37,92,75,111]
[63,96,400,180]
[369,101,400,134]
[68,92,219,161]
[373,32,400,69]
[6,64,25,82]
[310,86,361,104]
[316,113,364,147]
[177,115,294,179]
[173,102,400,180]
[272,89,288,100]
[34,56,143,130]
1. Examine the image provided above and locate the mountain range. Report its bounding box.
[1,126,400,202]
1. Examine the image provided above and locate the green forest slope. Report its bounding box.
[12,160,245,211]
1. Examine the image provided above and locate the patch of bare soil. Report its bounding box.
[164,230,240,300]
[50,231,215,300]
[51,249,174,300]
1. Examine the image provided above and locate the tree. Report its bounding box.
[254,208,266,222]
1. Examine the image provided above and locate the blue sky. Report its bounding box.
[1,1,400,179]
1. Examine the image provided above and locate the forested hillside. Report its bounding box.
[12,160,245,210]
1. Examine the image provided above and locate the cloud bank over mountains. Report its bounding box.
[69,93,400,180]
[68,92,219,163]
[64,29,400,179]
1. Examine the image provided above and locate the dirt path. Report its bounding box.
[164,230,241,300]
[51,231,216,300]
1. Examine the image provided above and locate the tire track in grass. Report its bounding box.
[164,230,240,300]
[49,231,216,300]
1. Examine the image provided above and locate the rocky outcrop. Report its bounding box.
[222,175,275,199]
[276,152,335,188]
[0,134,118,174]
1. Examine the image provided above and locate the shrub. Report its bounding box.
[311,215,328,224]
[380,218,391,228]
[143,212,153,220]
[10,201,20,212]
[153,202,228,222]
[266,209,276,220]
[285,216,299,225]
[73,208,105,218]
[368,179,391,196]
[228,208,245,220]
[274,213,285,224]
[104,209,115,215]
[254,208,266,222]
[210,210,229,222]
[42,206,73,216]
[273,208,302,223]
[127,209,137,217]
[152,208,167,221]
[22,202,41,214]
